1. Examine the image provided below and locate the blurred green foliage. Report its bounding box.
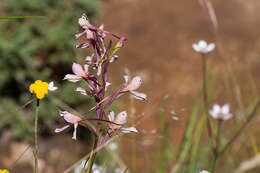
[0,0,100,140]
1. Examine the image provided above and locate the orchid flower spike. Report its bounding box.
[55,111,82,140]
[122,75,147,100]
[108,111,138,134]
[63,63,89,83]
[192,40,215,54]
[209,104,233,120]
[29,80,58,100]
[199,170,210,173]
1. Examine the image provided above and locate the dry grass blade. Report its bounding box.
[234,154,260,173]
[199,0,219,30]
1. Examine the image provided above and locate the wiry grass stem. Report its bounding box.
[209,120,222,173]
[201,53,212,138]
[34,99,40,173]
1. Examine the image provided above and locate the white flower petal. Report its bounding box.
[206,43,215,53]
[131,91,147,100]
[63,74,82,83]
[200,170,210,173]
[124,75,129,84]
[108,111,115,122]
[105,82,111,91]
[221,104,230,114]
[76,87,87,96]
[48,81,58,91]
[192,44,201,52]
[121,127,138,133]
[198,40,207,49]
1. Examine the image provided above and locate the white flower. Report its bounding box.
[108,111,138,134]
[48,81,58,91]
[199,170,210,173]
[209,104,233,120]
[192,40,215,54]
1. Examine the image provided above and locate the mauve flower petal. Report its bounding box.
[115,111,127,125]
[55,125,70,133]
[72,123,78,140]
[125,76,142,91]
[60,111,81,124]
[72,63,85,77]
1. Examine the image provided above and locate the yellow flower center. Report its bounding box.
[29,80,49,100]
[0,169,9,173]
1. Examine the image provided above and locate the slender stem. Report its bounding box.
[201,53,212,138]
[210,120,222,173]
[34,99,40,173]
[219,99,260,155]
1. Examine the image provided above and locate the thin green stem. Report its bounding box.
[34,99,40,173]
[210,120,222,173]
[201,53,212,138]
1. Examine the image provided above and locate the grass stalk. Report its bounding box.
[34,99,40,173]
[201,53,212,138]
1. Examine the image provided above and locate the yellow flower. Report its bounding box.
[0,169,9,173]
[29,80,49,100]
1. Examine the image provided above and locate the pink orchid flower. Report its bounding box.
[108,111,138,134]
[122,75,147,100]
[55,111,82,140]
[64,63,89,83]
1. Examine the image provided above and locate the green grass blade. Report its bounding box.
[170,93,202,173]
[0,16,44,19]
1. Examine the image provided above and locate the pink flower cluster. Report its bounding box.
[55,14,146,142]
